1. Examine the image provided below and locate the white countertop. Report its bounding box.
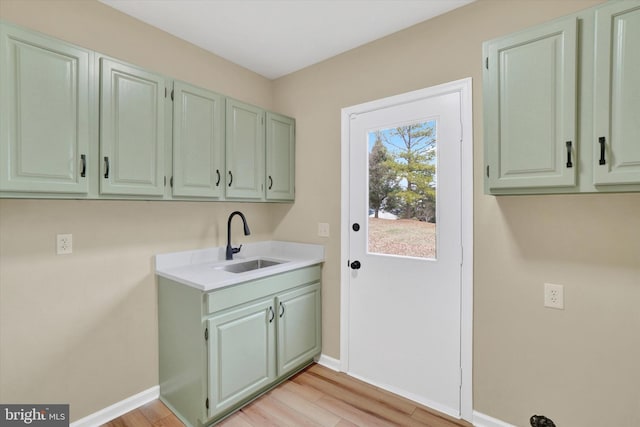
[155,241,325,291]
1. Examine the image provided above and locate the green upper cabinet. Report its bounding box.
[483,1,640,195]
[593,2,640,186]
[225,99,265,199]
[266,112,295,201]
[0,23,90,194]
[172,81,224,198]
[99,57,166,196]
[484,17,578,191]
[0,21,298,201]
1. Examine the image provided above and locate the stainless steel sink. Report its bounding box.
[221,258,283,273]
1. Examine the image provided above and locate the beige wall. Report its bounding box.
[273,0,640,426]
[2,0,640,426]
[0,0,280,422]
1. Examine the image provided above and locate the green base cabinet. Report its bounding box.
[276,284,321,375]
[207,298,276,417]
[483,0,640,195]
[158,265,321,427]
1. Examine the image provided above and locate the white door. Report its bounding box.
[343,84,465,417]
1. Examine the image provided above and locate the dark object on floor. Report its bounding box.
[531,415,556,427]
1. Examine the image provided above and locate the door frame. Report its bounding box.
[339,78,473,422]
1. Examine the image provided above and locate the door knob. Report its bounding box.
[350,260,361,270]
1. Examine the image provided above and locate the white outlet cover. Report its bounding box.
[544,283,564,309]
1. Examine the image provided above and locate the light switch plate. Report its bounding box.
[318,223,330,237]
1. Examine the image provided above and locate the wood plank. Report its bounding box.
[140,401,173,424]
[411,406,473,427]
[314,395,396,427]
[114,409,153,427]
[281,378,325,402]
[217,410,254,427]
[252,394,323,427]
[239,400,284,427]
[307,365,416,415]
[103,417,127,427]
[151,414,186,427]
[269,385,340,426]
[335,420,359,427]
[293,370,424,426]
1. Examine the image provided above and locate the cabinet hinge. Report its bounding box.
[485,57,488,69]
[205,397,209,409]
[204,328,208,341]
[486,165,490,178]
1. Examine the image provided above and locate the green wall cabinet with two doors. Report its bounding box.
[158,265,322,427]
[0,21,295,201]
[225,99,296,201]
[483,0,640,195]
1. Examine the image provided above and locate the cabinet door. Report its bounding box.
[593,2,640,185]
[225,99,264,199]
[173,81,224,198]
[100,58,165,196]
[207,299,276,417]
[0,24,89,194]
[484,17,577,190]
[276,283,321,376]
[266,112,295,201]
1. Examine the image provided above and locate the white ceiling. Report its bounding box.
[99,0,475,79]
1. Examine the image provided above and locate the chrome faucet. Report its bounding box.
[226,211,251,260]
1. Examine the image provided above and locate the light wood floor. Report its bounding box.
[103,364,472,427]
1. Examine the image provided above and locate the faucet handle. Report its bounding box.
[232,244,243,255]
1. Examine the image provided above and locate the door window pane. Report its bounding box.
[367,121,437,259]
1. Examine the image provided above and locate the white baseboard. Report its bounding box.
[473,411,516,427]
[70,386,159,427]
[315,353,341,371]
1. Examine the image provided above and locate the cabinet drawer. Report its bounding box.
[206,265,321,314]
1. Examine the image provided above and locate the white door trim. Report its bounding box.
[339,78,473,422]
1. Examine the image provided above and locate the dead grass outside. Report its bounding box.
[368,217,436,258]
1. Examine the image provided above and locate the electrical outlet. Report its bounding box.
[544,283,564,309]
[56,234,73,255]
[318,223,330,237]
